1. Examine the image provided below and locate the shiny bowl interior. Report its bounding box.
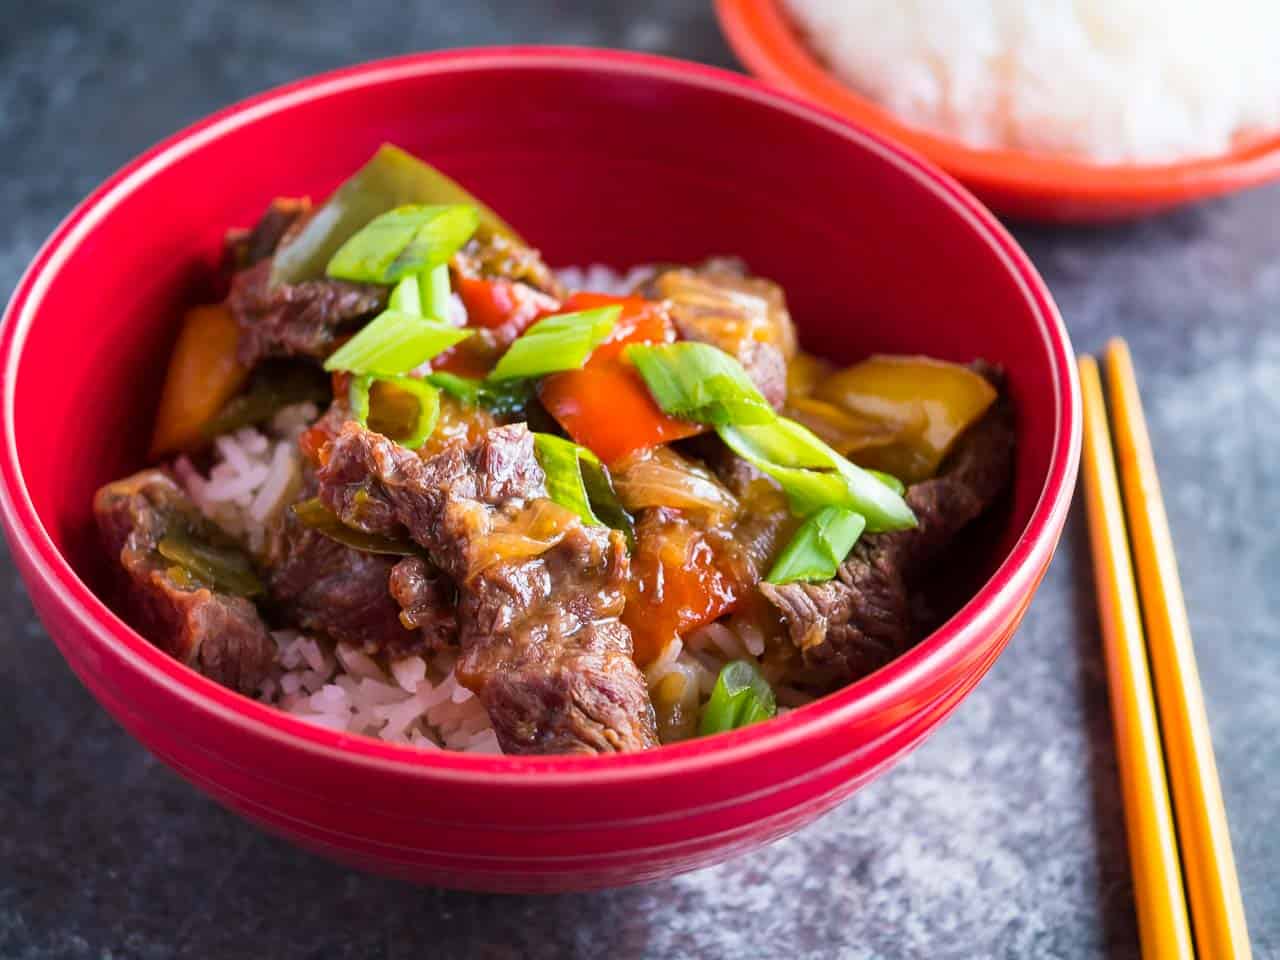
[0,47,1080,891]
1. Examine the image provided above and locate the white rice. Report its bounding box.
[174,402,315,553]
[555,263,657,296]
[259,633,500,751]
[783,0,1280,163]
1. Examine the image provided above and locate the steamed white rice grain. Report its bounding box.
[391,656,427,693]
[256,636,499,751]
[555,263,657,296]
[175,405,311,553]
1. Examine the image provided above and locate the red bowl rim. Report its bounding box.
[714,0,1280,209]
[0,46,1081,785]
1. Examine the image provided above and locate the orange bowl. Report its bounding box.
[715,0,1280,222]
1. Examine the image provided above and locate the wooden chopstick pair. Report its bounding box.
[1079,339,1251,959]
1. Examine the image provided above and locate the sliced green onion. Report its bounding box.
[766,506,866,585]
[868,469,906,496]
[349,374,441,449]
[271,144,522,286]
[387,264,451,321]
[423,372,533,417]
[626,341,775,427]
[387,273,421,315]
[579,455,637,551]
[718,418,916,532]
[423,371,484,405]
[157,532,263,597]
[698,660,777,736]
[533,433,599,527]
[488,306,620,382]
[421,263,452,321]
[532,433,636,546]
[323,310,471,376]
[326,204,479,285]
[291,498,420,556]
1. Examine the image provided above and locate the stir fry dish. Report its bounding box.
[94,145,1015,755]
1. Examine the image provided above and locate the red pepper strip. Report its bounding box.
[540,364,704,466]
[538,294,704,465]
[452,274,558,331]
[623,520,739,667]
[299,415,339,467]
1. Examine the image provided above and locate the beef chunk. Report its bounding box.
[759,536,910,683]
[644,259,797,408]
[388,556,458,651]
[759,401,1015,685]
[316,422,658,754]
[229,259,387,368]
[226,198,310,268]
[263,500,438,658]
[94,470,275,694]
[452,226,564,297]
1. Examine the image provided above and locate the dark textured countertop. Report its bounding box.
[2,3,1277,958]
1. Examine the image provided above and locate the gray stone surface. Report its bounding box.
[1,2,1275,958]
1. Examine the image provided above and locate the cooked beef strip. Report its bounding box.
[643,259,797,408]
[758,401,1016,685]
[94,470,275,694]
[388,556,458,650]
[225,198,310,269]
[452,226,565,298]
[315,422,658,754]
[228,258,387,368]
[263,493,444,657]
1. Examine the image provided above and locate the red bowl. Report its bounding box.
[0,48,1080,891]
[715,0,1280,222]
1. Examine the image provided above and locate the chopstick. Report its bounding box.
[1104,339,1252,959]
[1078,354,1195,959]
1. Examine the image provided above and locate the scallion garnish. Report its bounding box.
[698,660,777,736]
[868,468,906,496]
[349,374,441,449]
[579,455,637,551]
[718,418,916,532]
[532,433,636,546]
[765,506,866,585]
[423,370,484,405]
[423,372,533,417]
[421,263,452,321]
[387,273,421,315]
[625,341,776,426]
[326,204,479,285]
[488,306,620,382]
[533,433,600,527]
[323,310,471,376]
